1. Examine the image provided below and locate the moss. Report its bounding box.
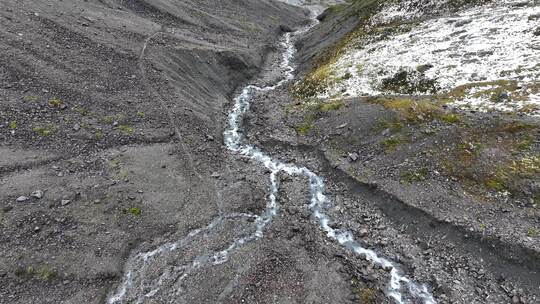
[350,275,377,304]
[23,95,39,102]
[296,113,317,135]
[24,265,57,281]
[485,178,506,192]
[401,168,429,183]
[9,121,17,130]
[527,228,538,237]
[290,64,336,100]
[117,125,134,134]
[117,169,129,180]
[318,100,344,112]
[442,80,520,103]
[357,288,376,304]
[48,97,64,108]
[108,158,121,169]
[374,97,441,123]
[103,114,125,124]
[94,130,103,140]
[292,100,343,135]
[439,113,461,124]
[126,207,142,217]
[517,136,533,151]
[36,265,57,281]
[381,136,408,152]
[137,111,145,118]
[32,124,56,136]
[499,122,535,134]
[184,136,193,144]
[508,154,540,177]
[374,118,403,133]
[73,106,89,116]
[517,104,540,115]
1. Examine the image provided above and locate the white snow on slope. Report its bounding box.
[322,0,540,115]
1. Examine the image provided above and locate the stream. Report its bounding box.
[222,15,436,304]
[107,9,437,304]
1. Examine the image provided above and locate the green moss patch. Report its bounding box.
[48,97,64,108]
[32,124,57,136]
[126,207,142,217]
[401,168,429,183]
[381,136,408,152]
[117,125,134,134]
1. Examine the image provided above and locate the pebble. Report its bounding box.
[359,228,369,237]
[211,172,221,178]
[34,226,41,232]
[31,190,44,199]
[348,152,359,162]
[2,205,13,212]
[61,199,71,206]
[16,196,29,202]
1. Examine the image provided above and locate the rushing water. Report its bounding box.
[108,11,436,304]
[223,18,437,304]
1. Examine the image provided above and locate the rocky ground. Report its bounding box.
[0,0,538,304]
[247,0,539,303]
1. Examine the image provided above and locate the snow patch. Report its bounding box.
[322,0,540,115]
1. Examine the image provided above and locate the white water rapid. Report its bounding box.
[107,12,437,304]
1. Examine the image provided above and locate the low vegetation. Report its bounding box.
[117,125,134,134]
[18,264,57,281]
[291,100,344,135]
[381,136,408,152]
[401,168,429,183]
[48,97,64,108]
[126,207,142,217]
[32,124,57,136]
[369,97,462,125]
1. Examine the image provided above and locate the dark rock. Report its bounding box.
[454,19,472,27]
[2,205,13,213]
[416,64,434,73]
[279,24,293,33]
[496,91,510,103]
[316,10,328,21]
